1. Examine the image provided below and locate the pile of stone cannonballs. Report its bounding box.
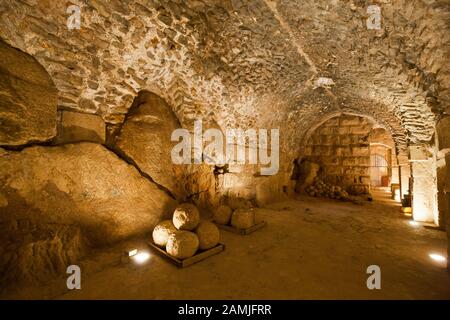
[213,204,256,229]
[152,203,220,259]
[305,178,350,200]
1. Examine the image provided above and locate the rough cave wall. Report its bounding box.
[0,0,449,273]
[0,142,178,290]
[0,39,57,146]
[2,0,446,209]
[0,41,178,244]
[303,115,373,194]
[0,41,181,289]
[0,0,445,155]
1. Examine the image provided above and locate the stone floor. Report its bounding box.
[5,190,450,300]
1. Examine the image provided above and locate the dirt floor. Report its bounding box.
[4,189,450,300]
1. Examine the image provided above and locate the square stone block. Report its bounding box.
[320,135,333,145]
[57,110,105,144]
[352,146,370,156]
[339,135,351,145]
[349,125,370,135]
[325,165,343,175]
[323,156,340,165]
[357,157,370,166]
[342,157,357,166]
[338,127,349,135]
[340,116,361,126]
[320,127,335,135]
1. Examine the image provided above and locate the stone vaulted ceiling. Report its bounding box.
[0,0,448,155]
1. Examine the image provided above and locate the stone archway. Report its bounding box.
[297,113,399,196]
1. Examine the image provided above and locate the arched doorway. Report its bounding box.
[368,128,398,194]
[370,153,389,187]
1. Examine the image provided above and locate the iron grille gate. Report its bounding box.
[370,154,389,187]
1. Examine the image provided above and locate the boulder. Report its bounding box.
[0,39,57,146]
[0,143,177,244]
[195,221,220,250]
[227,196,253,210]
[113,91,184,198]
[173,203,200,230]
[231,209,256,229]
[0,222,85,291]
[166,231,199,259]
[152,220,178,247]
[213,205,232,225]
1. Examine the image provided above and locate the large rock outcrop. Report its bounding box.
[113,91,184,199]
[0,39,57,146]
[0,142,177,244]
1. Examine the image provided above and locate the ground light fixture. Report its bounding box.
[123,248,151,265]
[127,249,138,257]
[131,251,151,264]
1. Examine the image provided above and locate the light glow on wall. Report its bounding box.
[394,189,400,202]
[429,253,446,263]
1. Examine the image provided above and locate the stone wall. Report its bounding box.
[304,115,372,194]
[0,39,57,146]
[409,145,439,224]
[1,0,446,156]
[55,110,105,144]
[217,161,292,207]
[0,142,178,288]
[397,154,411,199]
[435,117,449,267]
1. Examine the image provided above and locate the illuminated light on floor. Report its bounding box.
[429,253,447,263]
[408,221,420,227]
[132,251,151,264]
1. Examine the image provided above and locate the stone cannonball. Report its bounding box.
[195,221,220,250]
[166,231,199,259]
[213,205,232,225]
[152,220,178,247]
[172,203,200,230]
[231,209,255,229]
